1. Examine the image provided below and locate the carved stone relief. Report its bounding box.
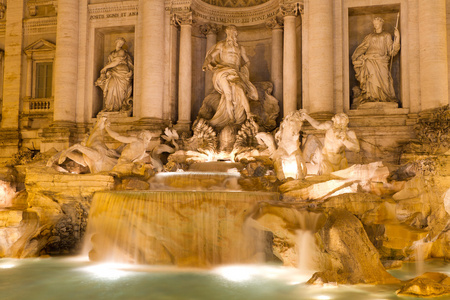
[200,0,270,7]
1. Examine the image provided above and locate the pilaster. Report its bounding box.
[419,0,449,110]
[0,0,24,160]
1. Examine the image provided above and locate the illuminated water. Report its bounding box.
[1,257,449,300]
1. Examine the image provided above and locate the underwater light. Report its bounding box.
[82,263,131,280]
[215,266,259,282]
[316,296,332,300]
[0,263,15,269]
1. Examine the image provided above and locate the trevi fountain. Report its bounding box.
[0,0,450,299]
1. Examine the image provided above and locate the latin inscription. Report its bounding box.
[193,10,277,24]
[90,11,138,21]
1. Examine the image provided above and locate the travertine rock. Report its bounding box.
[0,163,115,258]
[397,272,450,298]
[309,209,400,285]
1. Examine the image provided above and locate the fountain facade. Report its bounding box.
[0,0,450,298]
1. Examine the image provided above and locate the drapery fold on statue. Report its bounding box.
[209,64,258,128]
[96,56,133,111]
[351,32,399,102]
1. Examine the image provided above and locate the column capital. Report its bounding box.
[199,23,222,36]
[280,2,301,17]
[266,17,283,30]
[174,11,193,26]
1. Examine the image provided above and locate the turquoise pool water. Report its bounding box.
[1,257,449,300]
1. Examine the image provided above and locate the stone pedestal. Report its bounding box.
[40,122,78,153]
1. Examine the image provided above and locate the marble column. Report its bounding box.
[308,0,334,114]
[281,4,298,117]
[175,12,193,132]
[168,15,179,123]
[0,0,24,159]
[266,18,283,104]
[201,23,221,96]
[53,0,79,124]
[419,0,449,110]
[138,0,165,123]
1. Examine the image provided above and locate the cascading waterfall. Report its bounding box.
[295,211,323,274]
[149,172,242,191]
[84,190,279,267]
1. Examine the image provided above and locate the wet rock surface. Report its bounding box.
[397,272,450,298]
[308,209,400,285]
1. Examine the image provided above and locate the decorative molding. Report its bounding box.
[199,23,222,36]
[24,39,56,59]
[88,1,138,22]
[169,0,192,11]
[174,11,193,26]
[23,17,57,35]
[27,0,57,16]
[265,16,283,30]
[280,3,299,17]
[0,21,5,37]
[200,0,269,7]
[191,0,279,26]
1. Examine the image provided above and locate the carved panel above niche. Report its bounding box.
[191,0,280,26]
[88,1,138,23]
[200,0,270,7]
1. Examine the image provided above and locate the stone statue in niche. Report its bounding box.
[302,112,360,175]
[202,25,258,128]
[351,16,400,108]
[95,37,134,113]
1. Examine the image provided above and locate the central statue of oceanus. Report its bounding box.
[202,25,258,128]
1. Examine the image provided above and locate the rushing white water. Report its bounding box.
[84,190,279,266]
[295,211,323,274]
